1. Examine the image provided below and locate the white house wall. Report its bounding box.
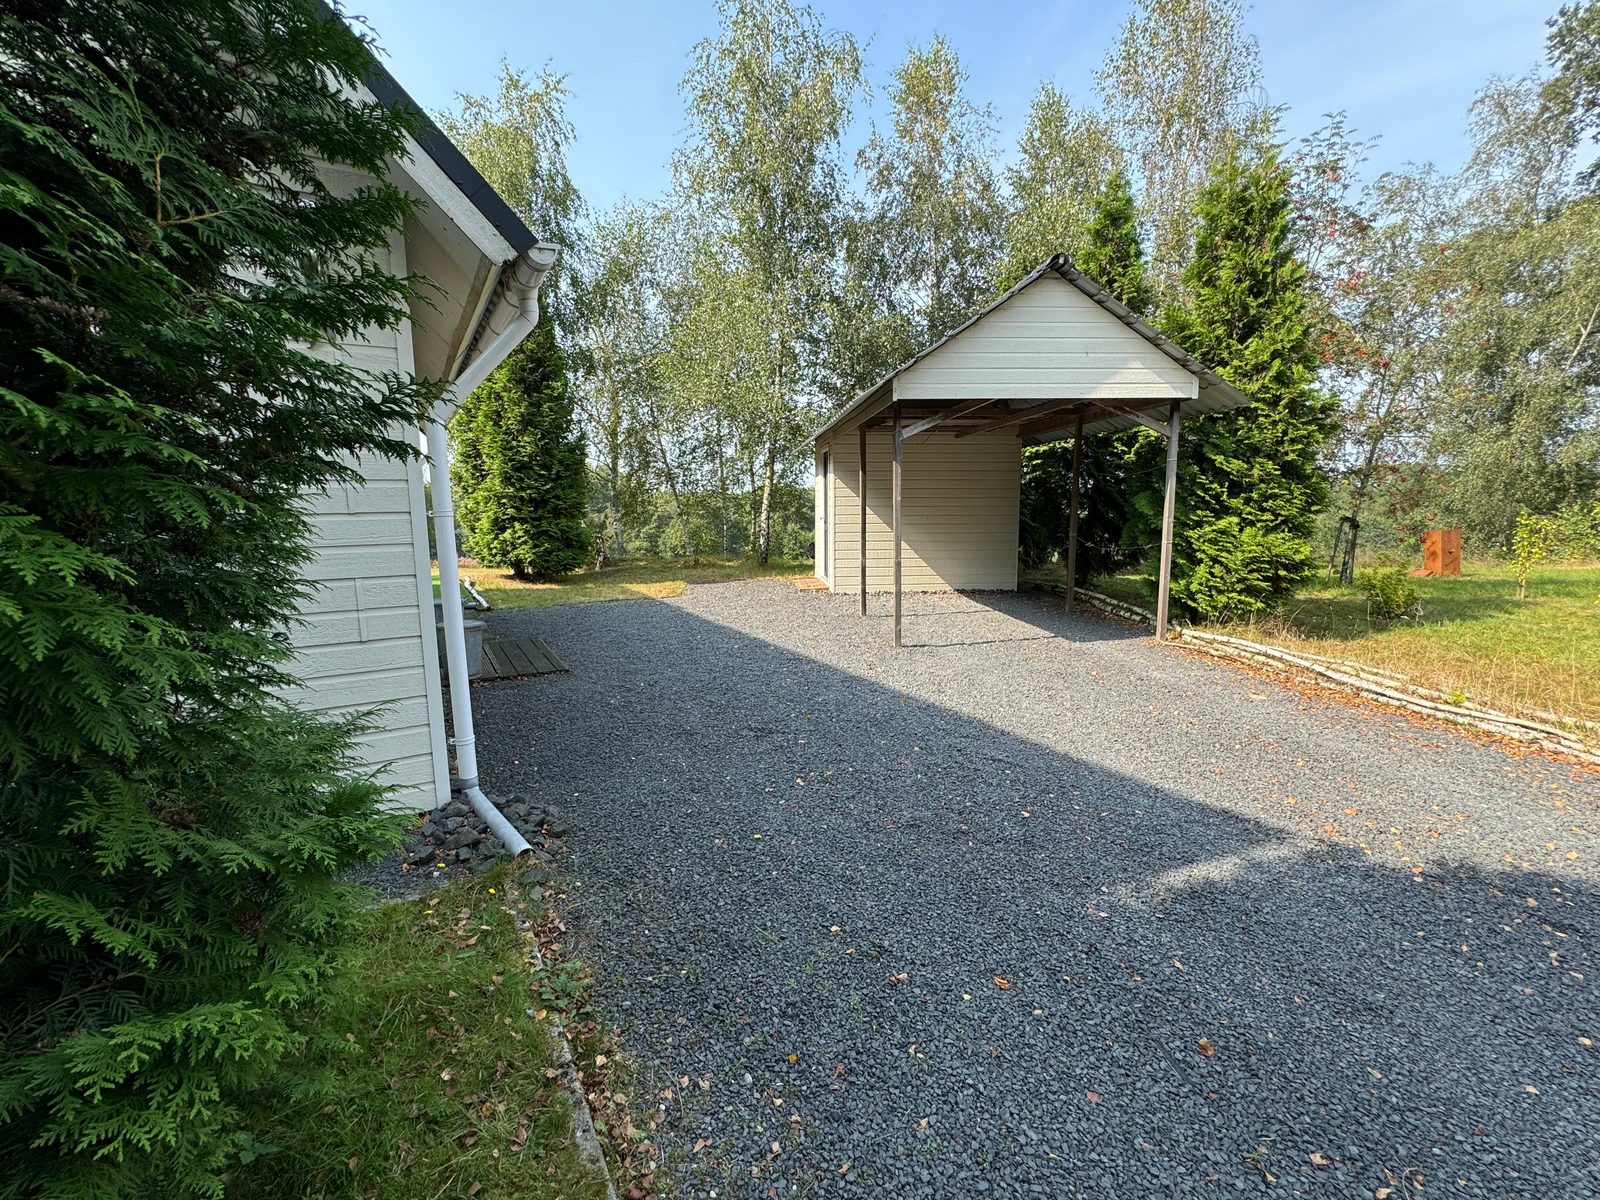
[895,273,1195,403]
[825,428,1021,592]
[287,211,450,813]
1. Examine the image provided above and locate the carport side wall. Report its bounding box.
[820,427,1021,593]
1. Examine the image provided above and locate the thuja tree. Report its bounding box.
[454,314,591,579]
[1020,171,1151,583]
[1133,149,1337,620]
[0,1,433,1194]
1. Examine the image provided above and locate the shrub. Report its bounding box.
[0,2,429,1193]
[1359,566,1423,621]
[1511,511,1559,599]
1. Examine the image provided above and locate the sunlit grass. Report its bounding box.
[1042,560,1600,725]
[439,556,811,611]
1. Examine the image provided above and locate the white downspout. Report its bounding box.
[428,243,559,857]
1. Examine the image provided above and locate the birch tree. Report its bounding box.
[571,202,663,559]
[676,0,863,563]
[858,35,1006,341]
[999,83,1123,289]
[438,61,584,321]
[1096,0,1268,299]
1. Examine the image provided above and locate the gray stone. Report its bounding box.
[466,580,1600,1200]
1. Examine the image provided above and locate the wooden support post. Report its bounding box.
[892,403,903,649]
[858,423,867,614]
[1154,398,1182,641]
[1064,411,1084,613]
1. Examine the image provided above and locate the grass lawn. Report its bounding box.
[229,868,610,1200]
[1071,561,1600,726]
[442,556,810,610]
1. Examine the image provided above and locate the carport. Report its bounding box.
[811,255,1253,647]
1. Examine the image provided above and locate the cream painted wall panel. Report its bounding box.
[896,274,1197,402]
[282,216,448,812]
[826,427,1020,592]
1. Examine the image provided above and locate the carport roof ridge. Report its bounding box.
[812,254,1254,443]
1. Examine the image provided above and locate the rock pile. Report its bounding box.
[401,792,570,877]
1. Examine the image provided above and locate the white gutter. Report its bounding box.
[427,243,559,857]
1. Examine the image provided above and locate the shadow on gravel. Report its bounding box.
[473,589,1599,1200]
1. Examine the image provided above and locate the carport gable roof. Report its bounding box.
[813,255,1253,443]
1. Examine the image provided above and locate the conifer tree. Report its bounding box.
[1133,149,1337,619]
[1021,172,1152,583]
[453,315,591,578]
[1077,169,1153,314]
[0,2,429,1193]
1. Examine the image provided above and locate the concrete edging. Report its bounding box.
[508,877,620,1200]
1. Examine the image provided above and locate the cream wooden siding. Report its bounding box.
[824,427,1020,592]
[895,273,1196,403]
[813,448,829,585]
[286,213,449,812]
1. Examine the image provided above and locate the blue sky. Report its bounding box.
[357,0,1556,214]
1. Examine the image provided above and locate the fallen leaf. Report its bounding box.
[1376,1190,1394,1199]
[347,1157,358,1172]
[1197,1037,1217,1058]
[467,1184,482,1197]
[1524,1084,1540,1095]
[1309,1152,1333,1167]
[993,976,1012,990]
[917,1117,929,1133]
[594,1054,608,1067]
[787,1052,798,1063]
[1085,1090,1101,1104]
[837,1162,851,1176]
[889,972,908,986]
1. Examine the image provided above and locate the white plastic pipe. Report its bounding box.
[426,244,559,858]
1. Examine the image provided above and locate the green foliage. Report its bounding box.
[1076,169,1153,313]
[228,870,608,1200]
[857,34,1005,342]
[1546,1,1600,185]
[1512,511,1560,598]
[1553,499,1600,557]
[998,84,1121,290]
[455,316,591,580]
[1358,565,1422,620]
[1136,146,1338,621]
[1019,440,1140,583]
[0,1,429,1193]
[678,0,864,562]
[1018,172,1151,583]
[1095,0,1270,298]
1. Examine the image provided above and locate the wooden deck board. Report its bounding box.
[474,635,571,681]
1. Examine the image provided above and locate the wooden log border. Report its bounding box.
[1050,584,1600,766]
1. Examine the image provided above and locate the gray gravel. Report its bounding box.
[474,581,1600,1199]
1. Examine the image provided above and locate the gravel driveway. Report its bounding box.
[475,581,1599,1199]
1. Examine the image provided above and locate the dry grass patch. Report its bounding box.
[454,556,810,610]
[1060,562,1600,727]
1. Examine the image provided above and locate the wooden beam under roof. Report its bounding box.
[1014,397,1173,443]
[954,398,1087,439]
